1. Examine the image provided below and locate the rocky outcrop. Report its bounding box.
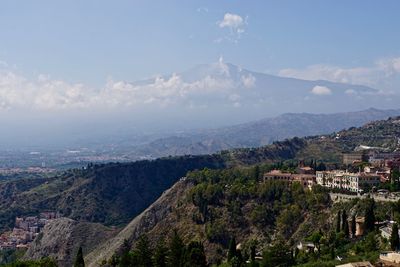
[85,178,194,267]
[24,217,117,267]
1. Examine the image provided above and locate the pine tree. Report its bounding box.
[391,223,400,251]
[228,237,237,262]
[119,239,132,266]
[336,210,341,233]
[154,239,168,267]
[168,230,185,267]
[134,234,153,267]
[351,215,356,238]
[342,210,349,237]
[74,247,85,267]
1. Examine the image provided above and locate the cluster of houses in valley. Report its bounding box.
[264,150,400,195]
[0,211,60,250]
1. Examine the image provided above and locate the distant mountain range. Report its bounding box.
[3,60,399,153]
[119,108,400,159]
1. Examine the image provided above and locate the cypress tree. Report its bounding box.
[250,244,256,263]
[336,210,341,233]
[351,215,357,238]
[391,223,400,251]
[364,198,376,232]
[228,237,237,262]
[74,247,85,267]
[342,210,349,237]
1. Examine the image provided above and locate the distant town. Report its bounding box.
[0,212,60,250]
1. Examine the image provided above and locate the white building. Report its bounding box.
[316,171,380,193]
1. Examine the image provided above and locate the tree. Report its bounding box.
[228,237,237,262]
[74,247,85,267]
[250,244,256,263]
[342,210,349,237]
[336,210,341,233]
[364,198,376,232]
[183,241,207,267]
[261,240,294,267]
[133,234,153,267]
[351,215,356,238]
[309,230,323,255]
[154,239,168,267]
[168,231,185,267]
[119,239,132,267]
[391,223,400,251]
[363,232,377,252]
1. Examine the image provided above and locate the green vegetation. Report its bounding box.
[109,233,206,267]
[73,247,85,267]
[390,223,400,251]
[3,116,400,266]
[1,257,57,267]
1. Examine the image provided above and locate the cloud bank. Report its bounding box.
[0,59,256,112]
[279,57,400,91]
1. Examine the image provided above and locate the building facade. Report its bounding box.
[263,170,316,190]
[316,171,380,193]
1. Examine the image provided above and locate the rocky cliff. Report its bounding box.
[85,178,194,267]
[24,218,117,267]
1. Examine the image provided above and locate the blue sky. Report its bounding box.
[1,0,399,86]
[0,0,400,144]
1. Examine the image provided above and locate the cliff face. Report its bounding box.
[85,178,194,267]
[24,218,117,267]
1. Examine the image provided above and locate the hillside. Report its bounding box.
[17,116,400,265]
[24,218,117,267]
[86,166,396,267]
[0,155,226,231]
[126,108,400,158]
[1,116,400,232]
[85,178,193,267]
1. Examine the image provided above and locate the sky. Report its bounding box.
[0,0,400,147]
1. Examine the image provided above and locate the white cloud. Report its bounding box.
[217,13,247,42]
[279,57,400,91]
[241,74,256,88]
[197,7,208,13]
[219,13,244,29]
[311,85,332,96]
[0,58,250,112]
[345,89,357,95]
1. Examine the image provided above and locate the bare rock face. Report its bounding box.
[85,178,194,267]
[24,217,117,267]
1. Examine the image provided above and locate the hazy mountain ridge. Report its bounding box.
[126,108,400,159]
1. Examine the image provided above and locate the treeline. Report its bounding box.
[1,257,57,267]
[106,231,206,267]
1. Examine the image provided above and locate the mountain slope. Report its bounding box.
[20,116,400,265]
[0,155,226,231]
[85,178,193,267]
[24,218,117,267]
[127,108,400,158]
[2,116,400,232]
